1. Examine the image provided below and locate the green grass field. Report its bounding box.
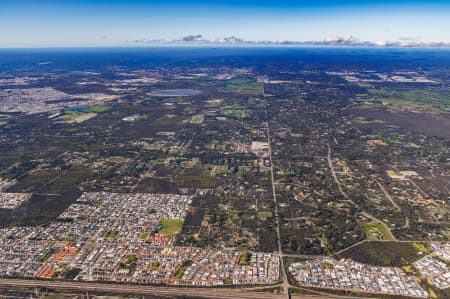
[368,88,450,113]
[55,104,112,123]
[57,111,97,123]
[159,219,183,236]
[224,78,263,95]
[223,108,249,119]
[353,116,385,124]
[139,232,149,240]
[412,242,430,254]
[126,254,137,263]
[105,231,118,238]
[66,105,111,113]
[190,114,205,124]
[174,260,193,279]
[363,222,394,241]
[82,105,112,113]
[239,252,252,265]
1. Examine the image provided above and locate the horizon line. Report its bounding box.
[2,44,450,50]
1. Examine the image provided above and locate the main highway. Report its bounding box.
[0,278,335,299]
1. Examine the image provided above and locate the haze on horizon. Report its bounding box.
[1,0,450,48]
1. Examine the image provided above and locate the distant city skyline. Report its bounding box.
[1,0,450,47]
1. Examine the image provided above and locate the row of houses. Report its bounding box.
[288,257,428,298]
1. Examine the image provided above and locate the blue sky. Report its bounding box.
[1,0,450,47]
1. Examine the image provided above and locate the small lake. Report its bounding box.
[150,89,202,96]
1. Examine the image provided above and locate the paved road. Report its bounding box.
[359,211,397,241]
[265,104,290,299]
[326,144,359,209]
[0,279,285,299]
[326,143,397,242]
[375,179,401,211]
